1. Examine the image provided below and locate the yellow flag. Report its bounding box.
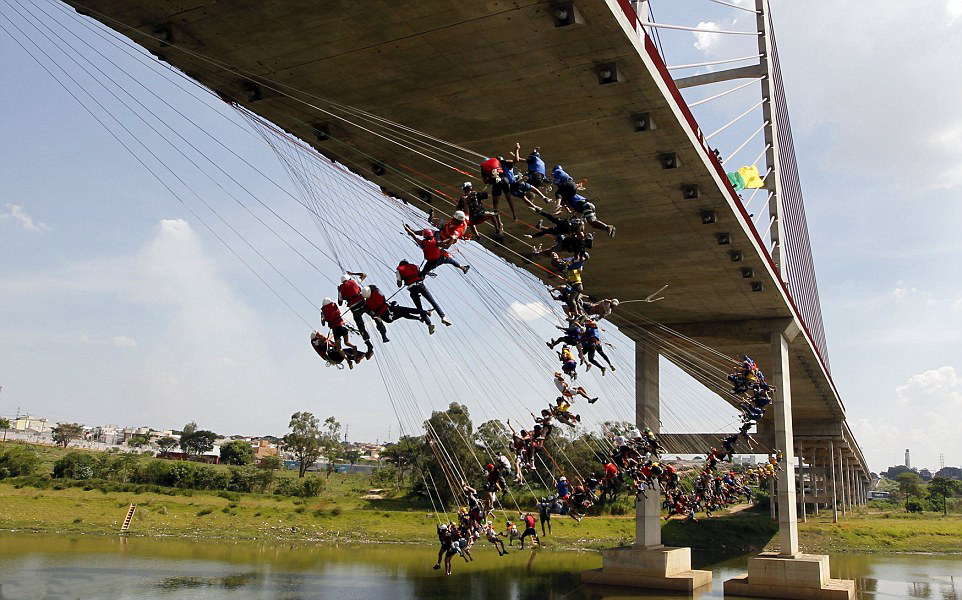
[737,165,765,189]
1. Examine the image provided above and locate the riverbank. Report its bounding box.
[3,480,961,554]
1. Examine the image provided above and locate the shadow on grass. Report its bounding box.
[662,506,777,566]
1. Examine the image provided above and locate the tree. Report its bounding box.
[220,440,255,466]
[283,412,322,478]
[928,477,960,515]
[181,422,198,436]
[475,419,510,454]
[180,430,217,458]
[344,449,362,470]
[0,417,10,443]
[258,454,283,471]
[420,403,475,502]
[127,435,150,448]
[935,466,962,480]
[319,417,343,477]
[382,435,425,486]
[896,472,924,511]
[156,436,178,456]
[883,465,914,479]
[51,423,84,448]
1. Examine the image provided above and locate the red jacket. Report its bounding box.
[321,303,344,328]
[439,219,467,244]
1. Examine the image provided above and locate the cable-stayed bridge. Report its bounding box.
[46,0,863,596]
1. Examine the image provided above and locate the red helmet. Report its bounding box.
[422,229,433,238]
[486,463,494,471]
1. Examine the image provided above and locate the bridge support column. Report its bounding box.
[582,341,711,592]
[724,326,854,600]
[798,443,807,523]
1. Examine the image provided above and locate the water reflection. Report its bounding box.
[0,535,959,600]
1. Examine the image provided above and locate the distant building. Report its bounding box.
[13,415,50,433]
[905,448,911,469]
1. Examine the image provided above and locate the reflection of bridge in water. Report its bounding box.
[61,0,863,596]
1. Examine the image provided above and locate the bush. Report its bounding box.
[228,466,274,494]
[906,500,924,513]
[275,476,325,498]
[0,445,41,479]
[52,452,98,480]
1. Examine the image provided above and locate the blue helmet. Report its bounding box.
[552,165,572,184]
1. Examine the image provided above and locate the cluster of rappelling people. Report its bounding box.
[432,354,784,573]
[310,143,617,369]
[301,143,781,570]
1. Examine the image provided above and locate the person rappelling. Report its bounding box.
[321,297,371,362]
[480,156,519,221]
[396,259,452,327]
[554,371,598,404]
[552,165,616,238]
[402,224,470,276]
[547,318,585,356]
[507,143,551,207]
[362,284,436,339]
[582,319,616,375]
[582,297,620,321]
[310,330,364,369]
[436,210,470,249]
[550,252,587,316]
[525,146,548,189]
[338,272,376,350]
[457,182,503,237]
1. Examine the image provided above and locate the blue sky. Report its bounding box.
[1,1,961,473]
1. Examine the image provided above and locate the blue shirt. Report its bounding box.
[528,152,546,175]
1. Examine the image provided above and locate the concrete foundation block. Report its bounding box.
[723,553,855,600]
[581,546,712,592]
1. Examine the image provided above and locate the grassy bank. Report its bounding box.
[2,442,960,554]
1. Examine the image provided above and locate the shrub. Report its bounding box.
[906,500,924,513]
[0,445,41,479]
[52,452,98,480]
[274,476,324,498]
[196,508,213,516]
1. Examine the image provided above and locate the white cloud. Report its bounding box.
[508,300,552,322]
[895,366,962,405]
[0,204,51,232]
[948,0,962,24]
[693,21,722,52]
[111,335,138,348]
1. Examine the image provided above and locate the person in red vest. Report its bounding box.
[362,284,435,337]
[321,297,368,360]
[518,512,540,549]
[310,331,363,369]
[337,271,375,347]
[436,211,470,249]
[402,224,470,276]
[396,260,452,326]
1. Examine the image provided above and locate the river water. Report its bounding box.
[0,535,958,599]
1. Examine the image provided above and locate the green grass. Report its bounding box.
[3,442,961,553]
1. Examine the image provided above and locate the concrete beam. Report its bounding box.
[673,64,765,89]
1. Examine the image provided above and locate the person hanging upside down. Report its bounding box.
[547,318,585,354]
[582,298,620,321]
[338,272,376,350]
[554,371,597,404]
[507,143,550,208]
[321,297,370,363]
[310,331,364,369]
[363,285,435,339]
[457,182,503,237]
[551,398,581,426]
[403,224,470,276]
[396,260,452,326]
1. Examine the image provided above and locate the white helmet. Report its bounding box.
[462,181,473,191]
[611,298,620,306]
[362,286,372,299]
[322,297,334,306]
[559,476,567,482]
[453,210,466,221]
[340,274,351,283]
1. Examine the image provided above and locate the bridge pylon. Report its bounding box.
[723,319,854,599]
[581,339,712,592]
